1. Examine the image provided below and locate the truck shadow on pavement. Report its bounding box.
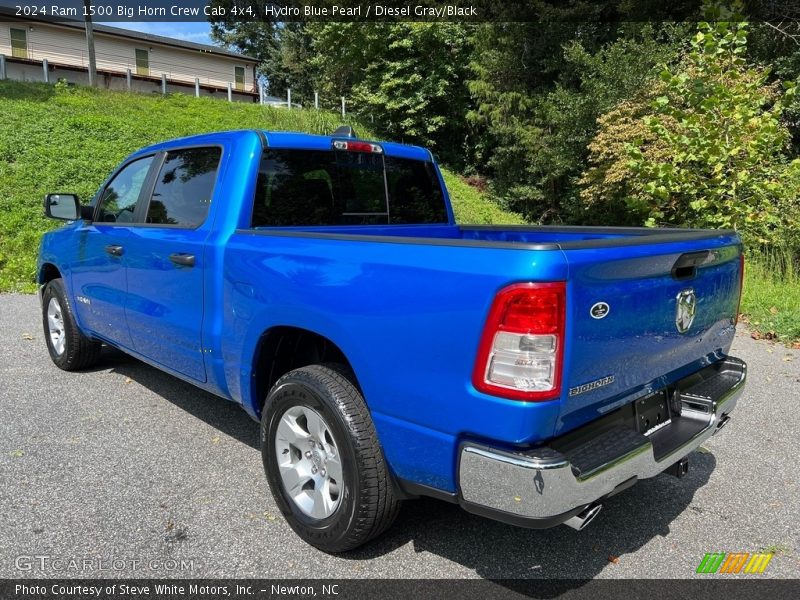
[95,347,261,450]
[362,456,715,583]
[99,348,716,586]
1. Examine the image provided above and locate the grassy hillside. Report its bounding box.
[0,80,524,292]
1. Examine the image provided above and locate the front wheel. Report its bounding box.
[41,278,101,371]
[261,364,400,552]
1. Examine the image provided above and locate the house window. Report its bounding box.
[135,48,149,76]
[234,66,245,91]
[10,28,28,59]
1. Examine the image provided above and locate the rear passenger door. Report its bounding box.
[124,146,222,382]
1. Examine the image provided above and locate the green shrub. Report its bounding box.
[582,18,800,249]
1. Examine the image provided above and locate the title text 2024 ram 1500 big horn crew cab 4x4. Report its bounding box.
[38,128,746,552]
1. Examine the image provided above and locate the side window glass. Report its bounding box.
[147,147,221,227]
[97,156,154,224]
[386,157,447,224]
[253,150,338,227]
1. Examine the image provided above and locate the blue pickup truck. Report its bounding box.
[38,128,746,552]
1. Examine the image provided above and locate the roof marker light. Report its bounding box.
[332,140,383,153]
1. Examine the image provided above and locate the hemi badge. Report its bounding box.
[569,375,615,397]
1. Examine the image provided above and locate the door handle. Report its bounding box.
[169,253,196,267]
[105,245,124,257]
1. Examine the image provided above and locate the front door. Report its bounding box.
[70,155,155,348]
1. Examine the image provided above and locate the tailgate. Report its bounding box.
[557,233,743,435]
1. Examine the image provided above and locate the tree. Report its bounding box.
[308,23,474,165]
[467,21,688,222]
[208,3,316,99]
[579,82,674,225]
[609,18,800,246]
[263,23,316,101]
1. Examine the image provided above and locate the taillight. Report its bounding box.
[332,140,383,153]
[472,282,566,401]
[735,252,745,325]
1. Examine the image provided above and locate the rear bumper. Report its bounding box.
[457,356,746,528]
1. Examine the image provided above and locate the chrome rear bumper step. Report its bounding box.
[457,357,746,529]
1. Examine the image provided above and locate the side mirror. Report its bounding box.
[43,193,81,221]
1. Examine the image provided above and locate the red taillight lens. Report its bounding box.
[472,282,566,401]
[332,140,383,153]
[735,252,745,325]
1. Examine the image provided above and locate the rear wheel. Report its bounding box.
[41,279,101,371]
[261,364,400,552]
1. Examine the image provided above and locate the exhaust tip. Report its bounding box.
[714,414,731,435]
[564,503,602,531]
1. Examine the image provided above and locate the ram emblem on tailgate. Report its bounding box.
[675,288,697,333]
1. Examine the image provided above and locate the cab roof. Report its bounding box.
[131,129,434,162]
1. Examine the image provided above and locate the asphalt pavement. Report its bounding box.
[1,293,798,580]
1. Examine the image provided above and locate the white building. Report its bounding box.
[0,16,259,102]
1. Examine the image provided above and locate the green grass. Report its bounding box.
[741,249,800,344]
[441,171,525,225]
[0,80,523,292]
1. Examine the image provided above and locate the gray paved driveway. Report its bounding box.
[1,293,798,579]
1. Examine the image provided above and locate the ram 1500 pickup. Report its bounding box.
[38,128,746,552]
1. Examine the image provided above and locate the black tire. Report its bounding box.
[41,278,101,371]
[261,364,400,552]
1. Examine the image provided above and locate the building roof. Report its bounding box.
[0,9,259,62]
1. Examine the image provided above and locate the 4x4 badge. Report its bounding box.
[675,288,697,333]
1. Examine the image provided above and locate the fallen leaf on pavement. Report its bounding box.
[21,333,33,340]
[211,435,220,444]
[124,377,132,384]
[10,450,24,457]
[608,556,620,564]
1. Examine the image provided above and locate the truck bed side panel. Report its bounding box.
[222,233,567,491]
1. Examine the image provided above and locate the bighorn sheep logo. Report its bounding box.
[675,288,697,333]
